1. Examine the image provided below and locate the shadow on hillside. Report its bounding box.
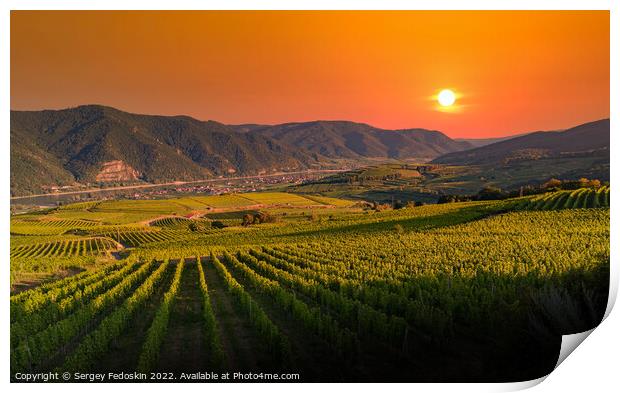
[225,247,609,382]
[358,263,609,382]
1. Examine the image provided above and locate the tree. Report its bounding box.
[392,199,406,209]
[212,221,227,229]
[438,195,458,204]
[253,212,277,224]
[476,186,506,201]
[578,178,590,188]
[242,214,254,227]
[189,221,210,232]
[543,178,562,190]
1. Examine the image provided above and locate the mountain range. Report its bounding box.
[231,121,472,158]
[433,119,610,165]
[10,105,609,196]
[10,105,469,196]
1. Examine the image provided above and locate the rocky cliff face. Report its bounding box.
[95,160,141,182]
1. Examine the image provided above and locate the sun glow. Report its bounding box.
[438,89,456,107]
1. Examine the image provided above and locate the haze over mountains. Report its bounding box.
[433,119,610,165]
[454,133,531,148]
[10,105,610,196]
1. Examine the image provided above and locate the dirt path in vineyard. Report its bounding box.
[221,256,351,382]
[156,259,210,372]
[201,257,278,373]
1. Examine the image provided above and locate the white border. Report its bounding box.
[2,1,617,392]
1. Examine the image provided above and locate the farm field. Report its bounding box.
[9,189,609,382]
[289,161,610,204]
[9,192,360,283]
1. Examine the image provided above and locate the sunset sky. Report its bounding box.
[10,11,609,138]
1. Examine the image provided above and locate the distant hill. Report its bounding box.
[229,124,267,133]
[455,132,531,148]
[11,106,472,196]
[242,121,472,159]
[10,105,317,196]
[433,119,610,166]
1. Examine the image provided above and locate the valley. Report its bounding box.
[11,106,609,213]
[8,105,611,382]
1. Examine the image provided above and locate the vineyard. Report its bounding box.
[9,189,609,381]
[57,201,101,211]
[10,237,121,259]
[95,229,197,247]
[519,186,610,210]
[149,216,193,228]
[11,219,102,236]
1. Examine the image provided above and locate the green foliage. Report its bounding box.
[211,253,291,366]
[520,187,610,211]
[11,262,139,346]
[211,221,227,229]
[150,216,192,228]
[8,191,609,379]
[63,260,170,371]
[10,237,121,259]
[11,260,158,372]
[223,251,359,362]
[196,258,224,368]
[137,259,184,372]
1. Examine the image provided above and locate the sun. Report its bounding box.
[437,89,456,107]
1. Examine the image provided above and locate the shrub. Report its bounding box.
[242,214,254,227]
[189,221,210,232]
[253,212,278,224]
[211,221,227,229]
[543,178,562,190]
[476,187,507,201]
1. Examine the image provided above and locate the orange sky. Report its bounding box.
[10,11,609,138]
